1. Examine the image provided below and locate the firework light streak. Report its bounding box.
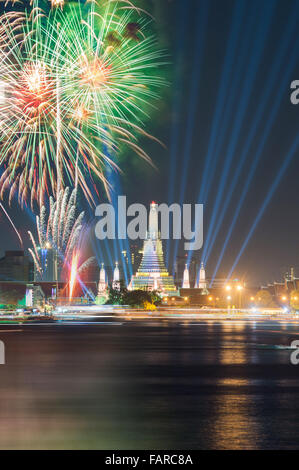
[0,0,166,207]
[69,251,78,301]
[0,201,23,248]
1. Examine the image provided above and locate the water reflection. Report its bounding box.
[0,320,298,449]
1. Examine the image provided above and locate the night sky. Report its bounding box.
[1,0,299,285]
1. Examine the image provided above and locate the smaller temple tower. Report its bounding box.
[182,264,190,289]
[97,263,107,296]
[112,261,120,290]
[195,262,207,289]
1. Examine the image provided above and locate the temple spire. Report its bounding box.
[148,201,159,239]
[113,261,120,290]
[195,262,207,289]
[129,202,177,295]
[97,262,107,296]
[182,264,190,289]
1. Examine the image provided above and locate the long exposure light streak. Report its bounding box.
[186,0,247,270]
[166,0,190,268]
[228,132,299,279]
[172,1,208,271]
[105,154,131,285]
[211,15,299,282]
[0,202,23,248]
[183,3,256,273]
[201,1,276,266]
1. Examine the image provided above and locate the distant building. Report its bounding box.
[0,251,32,282]
[122,244,143,275]
[0,281,33,306]
[26,284,46,308]
[34,247,58,282]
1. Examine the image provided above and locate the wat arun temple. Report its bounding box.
[129,202,177,296]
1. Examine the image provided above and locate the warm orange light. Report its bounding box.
[208,296,213,301]
[50,0,64,8]
[250,296,255,301]
[227,295,232,301]
[69,252,79,302]
[74,105,91,122]
[80,57,111,88]
[25,64,45,94]
[237,285,243,291]
[281,296,287,301]
[225,285,231,291]
[16,63,54,117]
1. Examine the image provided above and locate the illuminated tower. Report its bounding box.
[112,261,120,290]
[182,264,190,289]
[130,202,177,295]
[195,262,207,289]
[97,263,107,296]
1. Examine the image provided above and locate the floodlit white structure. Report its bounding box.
[195,262,207,289]
[129,202,177,295]
[97,263,107,295]
[25,283,45,307]
[182,264,190,289]
[112,261,120,290]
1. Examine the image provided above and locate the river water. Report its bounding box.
[0,318,298,449]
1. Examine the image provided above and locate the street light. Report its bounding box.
[236,284,243,309]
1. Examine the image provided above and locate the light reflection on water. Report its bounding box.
[0,320,298,449]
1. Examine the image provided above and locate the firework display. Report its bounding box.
[0,0,166,207]
[0,0,166,300]
[28,187,94,280]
